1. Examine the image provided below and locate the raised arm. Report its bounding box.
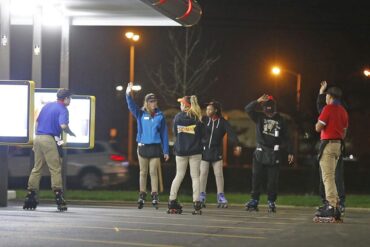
[316,81,327,113]
[125,83,141,119]
[245,94,269,122]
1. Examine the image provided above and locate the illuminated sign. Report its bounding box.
[0,80,34,145]
[34,89,95,149]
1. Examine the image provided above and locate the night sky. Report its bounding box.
[9,0,370,155]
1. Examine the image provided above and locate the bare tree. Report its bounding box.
[147,27,220,106]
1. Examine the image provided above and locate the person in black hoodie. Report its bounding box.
[245,94,294,213]
[199,101,241,208]
[168,95,204,214]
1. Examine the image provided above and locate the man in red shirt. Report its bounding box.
[315,86,348,219]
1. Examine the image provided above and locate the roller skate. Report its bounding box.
[268,200,276,213]
[137,192,146,209]
[199,192,206,208]
[54,189,67,212]
[338,200,345,216]
[192,201,202,215]
[245,199,259,212]
[313,204,342,223]
[217,193,228,208]
[167,199,183,214]
[23,190,38,210]
[316,200,329,211]
[151,192,159,210]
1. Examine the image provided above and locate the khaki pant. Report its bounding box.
[169,154,202,202]
[200,160,224,194]
[28,135,63,191]
[319,142,341,207]
[137,151,160,193]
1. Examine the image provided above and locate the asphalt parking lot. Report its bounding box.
[0,201,369,247]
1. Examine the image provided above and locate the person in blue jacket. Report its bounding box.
[125,83,169,209]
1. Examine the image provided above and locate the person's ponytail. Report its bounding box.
[189,95,202,122]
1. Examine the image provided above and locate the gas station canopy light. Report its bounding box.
[7,0,181,26]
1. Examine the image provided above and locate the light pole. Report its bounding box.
[271,66,301,112]
[271,66,301,162]
[125,31,140,163]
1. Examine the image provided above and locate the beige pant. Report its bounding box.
[319,142,341,207]
[169,154,202,202]
[28,135,63,191]
[200,160,224,194]
[137,151,160,193]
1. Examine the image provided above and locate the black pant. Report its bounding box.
[319,156,345,204]
[251,157,279,202]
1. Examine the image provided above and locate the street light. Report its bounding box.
[271,66,281,75]
[125,31,140,163]
[271,66,301,161]
[116,83,142,92]
[271,66,301,112]
[364,69,370,77]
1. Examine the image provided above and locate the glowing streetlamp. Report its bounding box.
[271,66,301,159]
[271,66,281,75]
[364,69,370,77]
[116,83,141,92]
[125,31,140,163]
[271,66,301,112]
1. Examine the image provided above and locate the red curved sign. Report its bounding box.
[177,0,193,20]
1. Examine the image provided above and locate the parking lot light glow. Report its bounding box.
[132,85,142,91]
[125,32,134,39]
[115,85,124,91]
[272,66,281,75]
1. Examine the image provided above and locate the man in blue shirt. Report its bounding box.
[23,89,75,211]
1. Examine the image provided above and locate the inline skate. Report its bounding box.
[137,192,147,209]
[192,201,202,215]
[313,204,342,223]
[23,190,38,210]
[338,200,345,216]
[151,192,159,210]
[54,189,67,212]
[268,200,276,213]
[245,199,259,212]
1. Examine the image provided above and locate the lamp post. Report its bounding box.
[271,66,301,112]
[271,66,301,161]
[125,31,140,163]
